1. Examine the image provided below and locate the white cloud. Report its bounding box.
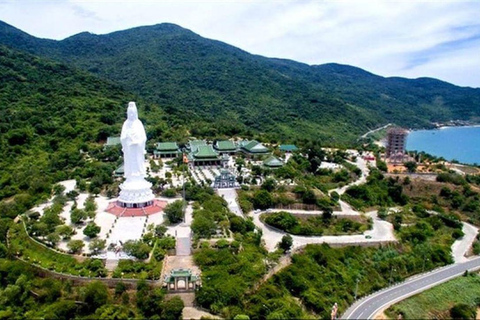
[0,0,479,87]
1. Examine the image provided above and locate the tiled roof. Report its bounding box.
[242,140,268,153]
[155,142,179,151]
[215,140,236,150]
[194,145,219,159]
[106,136,121,146]
[263,156,283,167]
[188,140,207,152]
[279,144,298,152]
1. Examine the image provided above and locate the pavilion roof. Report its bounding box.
[188,140,207,152]
[279,144,298,152]
[194,145,219,159]
[241,140,269,153]
[263,156,284,167]
[155,142,179,151]
[215,140,237,150]
[106,136,121,146]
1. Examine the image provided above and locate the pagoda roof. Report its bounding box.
[188,140,207,152]
[155,142,179,151]
[114,163,124,175]
[194,145,219,159]
[279,144,298,152]
[241,140,269,153]
[215,140,237,151]
[105,136,121,146]
[263,156,284,167]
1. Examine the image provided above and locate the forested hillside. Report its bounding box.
[2,20,479,144]
[0,46,144,201]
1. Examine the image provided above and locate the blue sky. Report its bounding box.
[0,0,479,88]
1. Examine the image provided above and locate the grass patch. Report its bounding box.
[387,273,480,319]
[8,222,106,277]
[261,211,370,236]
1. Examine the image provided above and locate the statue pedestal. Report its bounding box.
[118,177,154,208]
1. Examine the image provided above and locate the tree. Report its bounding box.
[322,207,333,222]
[83,223,101,238]
[155,225,168,237]
[46,232,60,246]
[404,161,417,173]
[160,296,184,320]
[164,200,184,224]
[56,225,74,240]
[67,239,84,253]
[252,190,274,210]
[278,234,293,252]
[89,238,106,254]
[192,216,216,238]
[94,304,136,319]
[83,281,108,313]
[123,240,151,260]
[450,303,476,319]
[261,178,277,192]
[70,208,87,225]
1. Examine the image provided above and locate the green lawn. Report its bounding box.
[386,273,480,319]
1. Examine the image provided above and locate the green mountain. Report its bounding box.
[2,20,479,144]
[0,45,143,199]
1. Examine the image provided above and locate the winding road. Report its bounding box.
[342,256,480,319]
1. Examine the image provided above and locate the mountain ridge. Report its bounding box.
[1,20,479,143]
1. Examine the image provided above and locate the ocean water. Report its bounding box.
[406,126,480,165]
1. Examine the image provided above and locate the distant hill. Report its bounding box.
[1,20,480,143]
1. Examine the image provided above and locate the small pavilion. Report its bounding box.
[263,156,284,169]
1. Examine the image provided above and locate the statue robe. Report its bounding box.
[120,118,147,179]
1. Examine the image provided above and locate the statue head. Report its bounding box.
[127,102,138,121]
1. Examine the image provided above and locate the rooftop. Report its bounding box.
[105,136,121,146]
[194,145,219,159]
[279,144,298,152]
[155,142,179,151]
[215,140,237,150]
[263,156,284,167]
[241,140,269,153]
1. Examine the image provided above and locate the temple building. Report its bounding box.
[279,144,298,153]
[104,136,121,149]
[239,140,269,158]
[189,145,221,166]
[263,156,284,169]
[212,169,238,189]
[153,142,181,159]
[386,127,408,162]
[214,140,237,155]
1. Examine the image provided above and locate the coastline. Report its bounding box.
[407,126,480,166]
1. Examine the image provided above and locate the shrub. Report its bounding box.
[450,303,476,319]
[67,240,84,254]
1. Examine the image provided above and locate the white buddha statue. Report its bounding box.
[118,102,154,207]
[121,102,147,180]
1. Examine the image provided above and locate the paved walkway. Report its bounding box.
[217,188,243,216]
[452,221,478,263]
[251,210,396,252]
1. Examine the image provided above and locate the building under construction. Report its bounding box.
[386,127,408,162]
